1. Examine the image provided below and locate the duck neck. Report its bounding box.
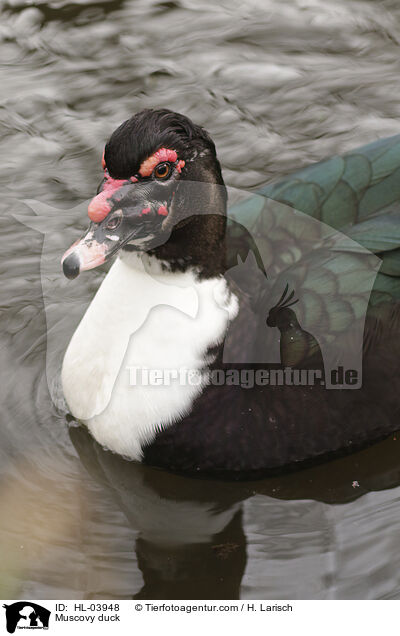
[150,213,227,278]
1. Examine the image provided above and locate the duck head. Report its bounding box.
[62,109,227,279]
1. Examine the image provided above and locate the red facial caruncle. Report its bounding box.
[87,147,184,224]
[88,173,126,223]
[139,148,178,177]
[157,205,168,216]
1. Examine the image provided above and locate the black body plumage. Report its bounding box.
[64,109,400,476]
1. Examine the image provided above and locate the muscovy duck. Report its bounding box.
[61,109,400,475]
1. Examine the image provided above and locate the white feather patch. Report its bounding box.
[62,252,238,460]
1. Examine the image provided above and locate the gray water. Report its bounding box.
[1,0,400,599]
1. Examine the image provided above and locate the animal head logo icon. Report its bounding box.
[3,602,50,634]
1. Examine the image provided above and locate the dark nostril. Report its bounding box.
[63,252,81,279]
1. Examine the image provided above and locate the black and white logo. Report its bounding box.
[2,602,50,634]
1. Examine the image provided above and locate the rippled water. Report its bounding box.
[1,0,400,599]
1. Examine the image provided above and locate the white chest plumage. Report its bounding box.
[61,252,238,460]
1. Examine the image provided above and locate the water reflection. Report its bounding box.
[68,424,400,599]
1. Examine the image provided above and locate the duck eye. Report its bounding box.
[106,215,121,230]
[154,162,171,180]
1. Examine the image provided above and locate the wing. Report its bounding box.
[256,134,400,304]
[225,135,400,380]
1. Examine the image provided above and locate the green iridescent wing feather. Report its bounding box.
[258,135,400,303]
[226,135,400,371]
[228,135,400,304]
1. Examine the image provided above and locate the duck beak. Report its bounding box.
[61,228,108,279]
[61,174,175,279]
[61,205,168,279]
